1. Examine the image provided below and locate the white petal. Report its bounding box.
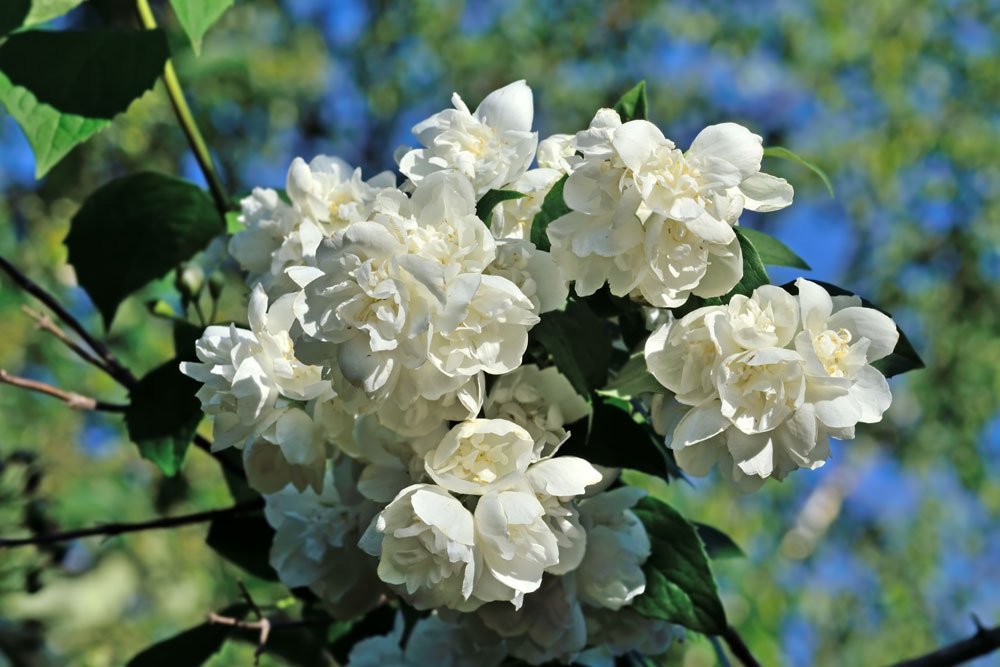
[671,401,730,447]
[474,80,534,133]
[739,172,794,212]
[526,457,602,497]
[688,123,763,180]
[795,278,833,333]
[827,307,899,362]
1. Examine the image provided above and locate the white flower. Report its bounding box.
[475,575,587,665]
[575,487,649,610]
[579,608,682,666]
[794,278,897,429]
[484,364,592,459]
[536,133,580,172]
[484,238,568,314]
[399,80,538,196]
[360,484,478,610]
[716,347,806,435]
[264,460,382,617]
[548,111,793,307]
[179,285,330,450]
[425,419,535,495]
[228,187,312,298]
[347,613,507,667]
[350,413,446,503]
[292,172,538,407]
[244,407,329,494]
[286,154,395,233]
[376,373,484,438]
[644,306,730,407]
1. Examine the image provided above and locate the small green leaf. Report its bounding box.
[599,352,663,400]
[694,522,744,560]
[763,146,834,197]
[125,358,202,477]
[125,604,248,667]
[66,172,224,326]
[779,279,925,378]
[631,496,728,635]
[24,0,87,26]
[0,29,168,119]
[475,188,524,229]
[724,227,770,300]
[0,0,30,35]
[529,174,569,252]
[169,0,234,55]
[0,71,109,178]
[736,227,811,270]
[206,514,279,581]
[532,299,612,396]
[613,80,648,122]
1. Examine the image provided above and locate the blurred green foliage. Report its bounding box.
[0,0,997,665]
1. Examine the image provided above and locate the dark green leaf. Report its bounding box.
[173,322,203,361]
[169,0,234,55]
[613,80,648,122]
[736,227,811,270]
[206,514,279,581]
[779,279,925,378]
[330,605,396,664]
[0,0,30,35]
[0,71,109,177]
[234,623,336,666]
[725,227,770,300]
[0,29,168,119]
[125,604,248,667]
[631,496,728,634]
[529,174,569,252]
[475,188,525,229]
[694,522,744,560]
[66,172,224,326]
[763,146,834,196]
[532,299,612,395]
[559,398,671,479]
[600,353,663,400]
[125,358,202,477]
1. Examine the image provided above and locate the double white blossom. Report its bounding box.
[547,110,793,307]
[398,80,538,196]
[645,279,899,488]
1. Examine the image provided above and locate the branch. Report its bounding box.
[207,611,330,665]
[0,254,137,387]
[134,0,230,217]
[0,369,128,412]
[22,305,108,374]
[722,626,763,667]
[0,498,263,548]
[887,621,1000,667]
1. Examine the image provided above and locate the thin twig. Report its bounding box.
[134,0,230,217]
[0,498,263,548]
[0,369,128,412]
[886,623,1000,667]
[722,626,763,667]
[22,305,109,372]
[0,254,137,387]
[207,612,331,665]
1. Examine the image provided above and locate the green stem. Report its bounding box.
[135,0,230,216]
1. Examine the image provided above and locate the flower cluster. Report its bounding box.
[180,79,906,664]
[645,279,899,491]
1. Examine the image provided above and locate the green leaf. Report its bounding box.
[529,174,569,252]
[599,352,663,400]
[475,188,524,229]
[0,29,168,119]
[763,146,834,197]
[125,604,248,667]
[0,0,30,35]
[725,227,770,300]
[694,522,744,560]
[24,0,87,26]
[559,398,671,479]
[66,172,224,326]
[613,80,648,122]
[0,71,109,178]
[125,358,203,477]
[532,299,612,396]
[631,496,728,634]
[169,0,234,56]
[736,227,811,270]
[779,279,925,378]
[206,514,279,581]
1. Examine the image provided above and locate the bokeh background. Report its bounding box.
[1,0,998,665]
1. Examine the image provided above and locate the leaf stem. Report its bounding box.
[135,0,229,216]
